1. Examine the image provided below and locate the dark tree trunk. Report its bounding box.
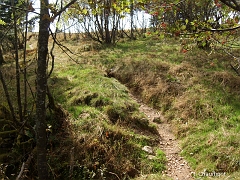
[0,46,5,65]
[36,0,50,178]
[64,24,67,41]
[130,1,134,40]
[0,69,16,121]
[104,0,111,44]
[12,0,23,122]
[23,8,28,117]
[34,0,77,177]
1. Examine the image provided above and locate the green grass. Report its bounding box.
[49,62,164,179]
[2,35,239,179]
[71,37,240,178]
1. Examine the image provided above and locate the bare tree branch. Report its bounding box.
[220,0,240,12]
[50,0,77,21]
[0,69,17,121]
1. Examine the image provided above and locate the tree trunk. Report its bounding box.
[12,0,23,122]
[35,0,77,177]
[0,46,5,65]
[104,0,111,44]
[0,69,16,121]
[36,0,50,178]
[130,1,134,40]
[23,7,28,117]
[64,24,67,41]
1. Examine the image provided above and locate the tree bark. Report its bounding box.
[36,0,50,178]
[0,69,16,121]
[35,0,77,178]
[104,0,111,44]
[130,1,134,40]
[0,46,5,65]
[23,6,28,117]
[12,0,23,122]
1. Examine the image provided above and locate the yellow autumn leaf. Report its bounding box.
[82,8,88,14]
[0,19,6,25]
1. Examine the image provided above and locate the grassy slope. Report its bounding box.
[1,34,239,179]
[49,60,167,179]
[64,36,240,179]
[0,37,166,179]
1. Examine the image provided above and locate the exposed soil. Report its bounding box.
[130,94,194,180]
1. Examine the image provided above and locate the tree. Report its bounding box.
[146,0,229,32]
[35,0,50,178]
[35,0,76,179]
[68,0,138,44]
[70,0,118,44]
[145,0,240,49]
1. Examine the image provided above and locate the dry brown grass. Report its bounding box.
[212,71,240,94]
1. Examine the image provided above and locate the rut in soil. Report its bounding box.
[130,94,194,180]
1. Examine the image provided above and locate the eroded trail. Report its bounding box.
[130,94,193,180]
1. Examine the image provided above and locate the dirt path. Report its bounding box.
[130,94,193,180]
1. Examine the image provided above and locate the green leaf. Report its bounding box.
[159,33,165,39]
[181,25,186,30]
[0,19,6,25]
[185,19,188,25]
